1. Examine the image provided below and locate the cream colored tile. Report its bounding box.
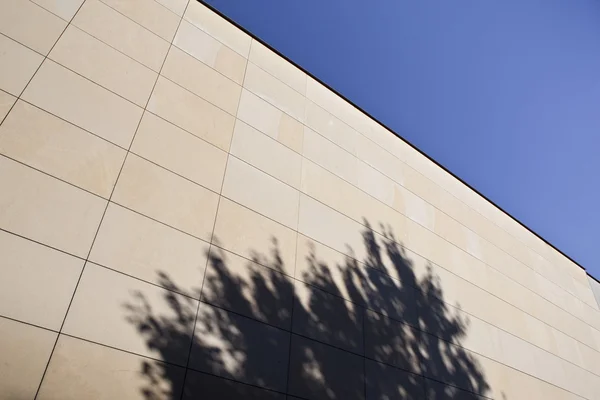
[244,62,305,121]
[230,121,302,189]
[301,158,406,237]
[0,231,83,330]
[184,0,251,57]
[0,90,16,121]
[155,0,188,16]
[356,158,403,210]
[31,0,82,20]
[0,318,57,400]
[304,100,357,155]
[399,186,436,231]
[237,89,303,153]
[202,246,294,329]
[277,111,305,153]
[0,156,107,257]
[249,40,306,94]
[457,313,502,362]
[100,0,180,41]
[212,197,297,276]
[297,194,370,266]
[90,203,209,298]
[132,112,227,192]
[63,263,198,364]
[222,156,299,229]
[0,34,44,96]
[0,0,66,54]
[38,335,185,400]
[22,60,143,148]
[356,133,405,186]
[49,25,157,107]
[72,0,169,71]
[148,76,235,150]
[174,19,246,84]
[161,46,241,114]
[112,154,219,240]
[303,127,358,186]
[0,101,126,198]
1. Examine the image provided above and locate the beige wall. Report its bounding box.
[1,1,599,399]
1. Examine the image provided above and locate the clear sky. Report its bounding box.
[205,0,600,278]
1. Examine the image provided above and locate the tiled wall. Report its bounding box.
[1,0,599,399]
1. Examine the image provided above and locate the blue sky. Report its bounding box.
[205,0,600,278]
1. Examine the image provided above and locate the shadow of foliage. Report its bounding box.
[124,221,491,400]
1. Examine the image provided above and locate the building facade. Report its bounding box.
[1,1,600,399]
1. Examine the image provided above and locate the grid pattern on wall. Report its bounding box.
[1,1,600,399]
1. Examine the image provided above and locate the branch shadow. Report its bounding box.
[124,221,491,399]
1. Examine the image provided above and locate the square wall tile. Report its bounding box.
[295,233,369,305]
[100,0,180,41]
[212,197,297,277]
[293,281,364,354]
[90,203,209,298]
[356,134,405,187]
[49,25,158,107]
[0,317,57,400]
[229,120,302,189]
[288,334,364,400]
[184,1,251,57]
[0,231,83,330]
[0,156,107,257]
[237,89,304,153]
[112,154,219,240]
[182,369,285,400]
[38,334,185,400]
[161,46,241,114]
[304,100,358,155]
[22,59,143,148]
[148,76,235,151]
[0,34,44,96]
[297,194,371,268]
[249,40,306,94]
[202,246,294,329]
[155,0,188,17]
[32,0,84,20]
[364,310,422,373]
[174,19,247,84]
[303,127,358,186]
[132,112,227,193]
[0,101,127,198]
[424,379,487,400]
[222,156,300,230]
[63,263,198,365]
[366,359,425,400]
[300,159,406,239]
[191,303,290,392]
[0,0,66,54]
[244,62,305,122]
[0,90,16,122]
[72,0,169,72]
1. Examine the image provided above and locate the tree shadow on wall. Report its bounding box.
[124,221,491,399]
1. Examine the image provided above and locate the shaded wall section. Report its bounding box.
[588,276,600,310]
[0,1,600,399]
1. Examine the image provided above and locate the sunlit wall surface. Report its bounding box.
[1,1,600,399]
